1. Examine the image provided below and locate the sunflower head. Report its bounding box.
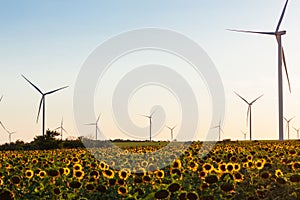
[25,170,34,179]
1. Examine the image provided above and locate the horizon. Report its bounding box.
[1,1,300,144]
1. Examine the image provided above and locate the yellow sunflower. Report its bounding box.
[25,170,34,179]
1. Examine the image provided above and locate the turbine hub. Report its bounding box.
[276,30,286,35]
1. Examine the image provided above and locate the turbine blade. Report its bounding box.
[234,92,249,104]
[166,126,171,130]
[21,74,43,94]
[246,106,250,127]
[227,29,276,35]
[62,127,68,134]
[289,116,295,122]
[172,125,177,130]
[0,121,9,133]
[284,117,288,122]
[281,47,291,93]
[96,113,101,123]
[276,0,289,32]
[251,94,264,104]
[36,97,44,123]
[150,109,158,117]
[139,114,150,118]
[85,123,96,125]
[45,86,69,95]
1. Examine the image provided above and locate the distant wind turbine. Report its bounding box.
[140,110,157,142]
[85,114,101,140]
[284,116,294,140]
[235,92,263,141]
[241,130,247,141]
[0,121,16,143]
[293,127,300,139]
[166,125,176,141]
[228,0,291,142]
[22,75,68,139]
[211,120,223,141]
[0,95,3,102]
[55,118,68,140]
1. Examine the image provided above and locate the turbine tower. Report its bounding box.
[0,121,16,143]
[166,125,176,141]
[293,127,300,139]
[229,0,291,141]
[235,92,263,141]
[141,110,157,142]
[22,75,68,139]
[85,114,101,140]
[211,120,223,141]
[284,116,294,140]
[55,118,68,140]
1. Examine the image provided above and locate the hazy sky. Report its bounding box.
[1,0,300,143]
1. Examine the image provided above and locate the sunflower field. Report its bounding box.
[0,140,300,199]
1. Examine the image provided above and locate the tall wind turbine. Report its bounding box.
[55,118,68,140]
[284,116,294,140]
[166,125,176,141]
[211,120,224,141]
[235,92,263,141]
[229,0,291,142]
[22,75,68,139]
[140,110,157,142]
[85,114,101,140]
[0,121,16,143]
[293,127,300,139]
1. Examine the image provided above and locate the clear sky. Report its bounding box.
[1,0,300,143]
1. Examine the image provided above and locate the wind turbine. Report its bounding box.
[166,125,176,141]
[0,95,3,102]
[284,116,294,140]
[0,121,16,143]
[293,127,300,139]
[235,92,263,141]
[22,75,68,139]
[55,118,68,140]
[228,0,291,142]
[140,110,157,142]
[211,120,223,141]
[85,114,101,140]
[241,130,247,141]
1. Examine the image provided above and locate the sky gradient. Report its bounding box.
[1,0,300,143]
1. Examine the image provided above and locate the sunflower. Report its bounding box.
[255,159,265,170]
[154,189,170,199]
[134,167,146,176]
[203,163,213,172]
[233,163,241,172]
[155,170,164,179]
[292,162,300,171]
[260,172,270,179]
[141,160,148,168]
[25,170,34,179]
[205,174,218,184]
[103,169,115,179]
[172,159,182,169]
[118,186,128,195]
[64,168,70,176]
[11,176,21,185]
[90,170,100,179]
[233,172,244,182]
[69,181,81,189]
[118,169,130,180]
[168,183,181,193]
[32,159,38,165]
[47,169,59,177]
[275,169,283,177]
[219,163,227,173]
[53,187,61,195]
[99,161,108,171]
[142,175,151,182]
[188,160,199,172]
[74,170,85,180]
[226,163,234,172]
[290,174,300,183]
[38,170,46,178]
[72,157,80,164]
[187,192,198,200]
[73,163,83,171]
[198,170,207,179]
[86,183,95,191]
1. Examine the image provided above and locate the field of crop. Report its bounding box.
[0,141,300,199]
